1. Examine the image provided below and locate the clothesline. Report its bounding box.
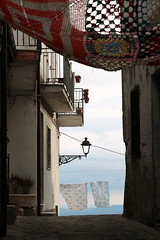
[61,180,109,185]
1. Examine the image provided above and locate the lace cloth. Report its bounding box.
[60,183,87,211]
[90,180,109,208]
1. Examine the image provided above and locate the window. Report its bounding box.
[131,87,141,159]
[47,126,51,170]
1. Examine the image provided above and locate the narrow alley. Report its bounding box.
[3,215,160,240]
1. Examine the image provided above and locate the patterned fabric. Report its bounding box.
[60,183,87,211]
[90,181,109,208]
[85,0,137,34]
[83,31,139,70]
[1,0,160,70]
[137,0,160,64]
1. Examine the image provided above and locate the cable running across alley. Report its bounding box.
[60,132,125,156]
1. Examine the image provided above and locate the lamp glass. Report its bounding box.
[81,137,91,156]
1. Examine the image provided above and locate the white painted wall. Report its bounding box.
[41,106,60,213]
[7,56,60,214]
[8,92,60,214]
[7,95,37,195]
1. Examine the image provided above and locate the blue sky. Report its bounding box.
[59,62,125,208]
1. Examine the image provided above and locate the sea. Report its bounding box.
[60,169,125,216]
[60,205,123,216]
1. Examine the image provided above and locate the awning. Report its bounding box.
[0,0,160,71]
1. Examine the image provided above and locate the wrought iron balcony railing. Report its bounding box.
[12,30,74,107]
[12,29,38,50]
[40,47,74,107]
[58,88,84,116]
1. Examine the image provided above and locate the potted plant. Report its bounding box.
[83,89,89,97]
[20,176,34,194]
[75,75,81,83]
[84,97,89,103]
[10,173,34,194]
[9,173,21,194]
[76,107,82,114]
[9,173,35,210]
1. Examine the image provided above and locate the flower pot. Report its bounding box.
[76,107,82,114]
[84,97,89,103]
[75,75,81,83]
[83,89,89,100]
[83,89,89,95]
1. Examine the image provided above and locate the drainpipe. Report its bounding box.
[0,21,7,237]
[37,41,41,216]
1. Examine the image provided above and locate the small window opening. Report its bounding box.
[47,127,51,170]
[131,87,141,159]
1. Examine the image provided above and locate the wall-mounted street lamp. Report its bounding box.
[81,137,91,156]
[59,137,91,166]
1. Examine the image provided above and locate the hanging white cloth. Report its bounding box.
[60,183,87,211]
[90,180,109,208]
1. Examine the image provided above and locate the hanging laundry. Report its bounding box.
[90,180,109,208]
[60,183,87,211]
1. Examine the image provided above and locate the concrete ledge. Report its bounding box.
[41,211,56,216]
[9,194,36,208]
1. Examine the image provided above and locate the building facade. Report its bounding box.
[0,21,16,236]
[122,65,160,226]
[7,29,85,214]
[0,22,86,236]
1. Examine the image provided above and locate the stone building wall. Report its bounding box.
[122,65,160,226]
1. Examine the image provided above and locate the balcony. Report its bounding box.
[13,29,38,51]
[40,47,74,113]
[9,29,40,92]
[57,88,84,127]
[12,29,83,116]
[12,29,40,62]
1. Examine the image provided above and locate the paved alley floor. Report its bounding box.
[3,215,160,240]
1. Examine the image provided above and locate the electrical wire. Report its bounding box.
[60,132,82,143]
[60,132,125,156]
[92,144,124,156]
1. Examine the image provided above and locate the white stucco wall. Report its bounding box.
[8,93,60,214]
[41,106,60,213]
[7,49,60,214]
[7,95,37,195]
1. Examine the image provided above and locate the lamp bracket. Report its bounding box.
[59,155,86,166]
